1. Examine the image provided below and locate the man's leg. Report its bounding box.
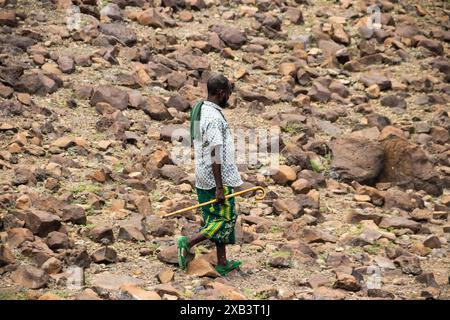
[188,233,207,249]
[216,242,227,266]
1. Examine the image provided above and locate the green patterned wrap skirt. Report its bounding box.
[197,186,237,244]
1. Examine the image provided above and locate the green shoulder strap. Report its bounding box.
[190,101,203,142]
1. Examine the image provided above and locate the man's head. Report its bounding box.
[207,74,234,108]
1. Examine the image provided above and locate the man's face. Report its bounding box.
[218,82,234,108]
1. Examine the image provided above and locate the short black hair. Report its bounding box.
[207,74,231,96]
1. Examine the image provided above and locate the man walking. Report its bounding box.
[177,74,243,276]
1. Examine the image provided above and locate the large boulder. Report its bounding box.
[379,136,443,196]
[330,135,384,184]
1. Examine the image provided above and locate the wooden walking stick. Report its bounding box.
[163,186,267,218]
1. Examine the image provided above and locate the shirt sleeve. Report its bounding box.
[205,118,224,148]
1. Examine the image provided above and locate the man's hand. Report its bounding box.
[216,186,225,206]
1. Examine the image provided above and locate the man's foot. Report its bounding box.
[177,236,189,270]
[215,260,242,276]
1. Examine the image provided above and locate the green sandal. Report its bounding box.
[215,260,242,276]
[177,236,189,270]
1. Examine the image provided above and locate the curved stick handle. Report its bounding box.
[162,186,267,218]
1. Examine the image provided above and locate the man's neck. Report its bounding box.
[206,96,222,108]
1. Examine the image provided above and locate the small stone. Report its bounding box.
[367,289,395,299]
[41,257,63,274]
[187,257,220,278]
[91,247,118,264]
[157,269,174,284]
[120,284,161,300]
[416,273,439,288]
[89,225,114,244]
[423,235,441,249]
[394,255,422,275]
[270,165,297,185]
[333,272,361,292]
[46,231,70,250]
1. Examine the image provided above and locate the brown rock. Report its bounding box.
[41,257,63,274]
[394,255,422,275]
[187,257,220,278]
[410,209,432,222]
[179,11,193,22]
[153,284,182,298]
[89,224,114,244]
[333,272,361,292]
[212,25,247,50]
[57,56,75,74]
[303,227,337,243]
[380,95,407,109]
[331,23,350,45]
[157,268,174,284]
[0,245,15,266]
[423,235,441,249]
[279,63,297,77]
[166,94,190,112]
[120,284,161,300]
[7,228,34,248]
[159,165,187,184]
[291,178,312,194]
[25,210,62,237]
[91,85,129,110]
[330,135,384,184]
[91,247,117,264]
[92,272,144,296]
[137,9,164,28]
[383,189,418,212]
[157,245,194,265]
[379,136,443,196]
[99,23,137,47]
[270,165,297,185]
[150,150,172,168]
[285,7,303,24]
[416,273,439,288]
[52,136,75,149]
[360,72,392,90]
[46,231,70,250]
[379,216,421,233]
[11,264,49,289]
[141,97,172,121]
[74,289,102,300]
[367,289,395,299]
[177,54,210,71]
[61,205,86,225]
[0,10,18,27]
[118,224,146,242]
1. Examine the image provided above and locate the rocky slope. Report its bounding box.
[0,0,449,300]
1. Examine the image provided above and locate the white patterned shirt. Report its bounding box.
[193,101,243,190]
